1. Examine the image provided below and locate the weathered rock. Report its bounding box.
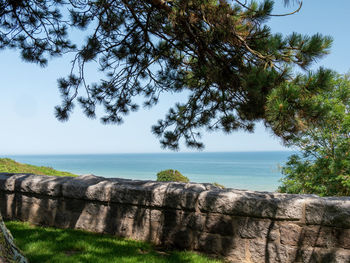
[237,217,274,239]
[297,248,350,263]
[204,214,235,236]
[279,223,303,246]
[305,197,350,228]
[197,190,305,220]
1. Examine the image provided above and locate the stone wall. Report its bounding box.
[0,173,350,263]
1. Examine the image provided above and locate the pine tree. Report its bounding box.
[55,0,329,150]
[1,0,331,150]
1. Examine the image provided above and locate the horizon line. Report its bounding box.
[1,150,295,156]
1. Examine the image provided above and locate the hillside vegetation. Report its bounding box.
[0,158,78,177]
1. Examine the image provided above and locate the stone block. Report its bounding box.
[204,214,235,236]
[61,174,107,200]
[197,232,236,255]
[225,238,248,262]
[107,181,168,207]
[336,228,350,249]
[305,197,350,228]
[0,173,17,191]
[162,183,204,210]
[17,174,70,197]
[297,248,350,263]
[0,193,15,219]
[237,217,275,240]
[300,226,338,248]
[248,239,299,263]
[280,223,303,246]
[198,190,305,220]
[13,194,58,226]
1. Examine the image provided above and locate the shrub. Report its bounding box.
[156,169,189,183]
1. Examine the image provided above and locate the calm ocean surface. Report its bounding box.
[4,152,293,192]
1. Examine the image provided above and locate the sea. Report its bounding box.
[4,151,294,192]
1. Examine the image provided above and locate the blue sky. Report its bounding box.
[0,1,349,155]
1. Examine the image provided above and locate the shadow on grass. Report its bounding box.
[6,221,221,263]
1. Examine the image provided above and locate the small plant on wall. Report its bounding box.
[156,169,189,183]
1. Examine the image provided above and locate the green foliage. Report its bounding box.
[156,169,189,183]
[265,68,335,141]
[277,73,350,196]
[0,0,74,66]
[212,182,225,189]
[0,158,77,177]
[0,0,332,150]
[6,221,221,263]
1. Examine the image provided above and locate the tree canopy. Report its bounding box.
[278,73,350,196]
[0,0,332,149]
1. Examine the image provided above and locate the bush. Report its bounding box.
[156,169,189,183]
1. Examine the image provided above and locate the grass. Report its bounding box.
[5,221,223,263]
[0,158,77,177]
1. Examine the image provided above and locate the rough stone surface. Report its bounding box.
[1,173,350,263]
[197,190,306,220]
[305,197,350,228]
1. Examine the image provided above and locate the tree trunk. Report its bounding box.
[0,212,27,263]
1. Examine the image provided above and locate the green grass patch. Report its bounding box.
[5,221,222,263]
[0,158,77,177]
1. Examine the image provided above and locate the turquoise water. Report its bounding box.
[4,152,293,192]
